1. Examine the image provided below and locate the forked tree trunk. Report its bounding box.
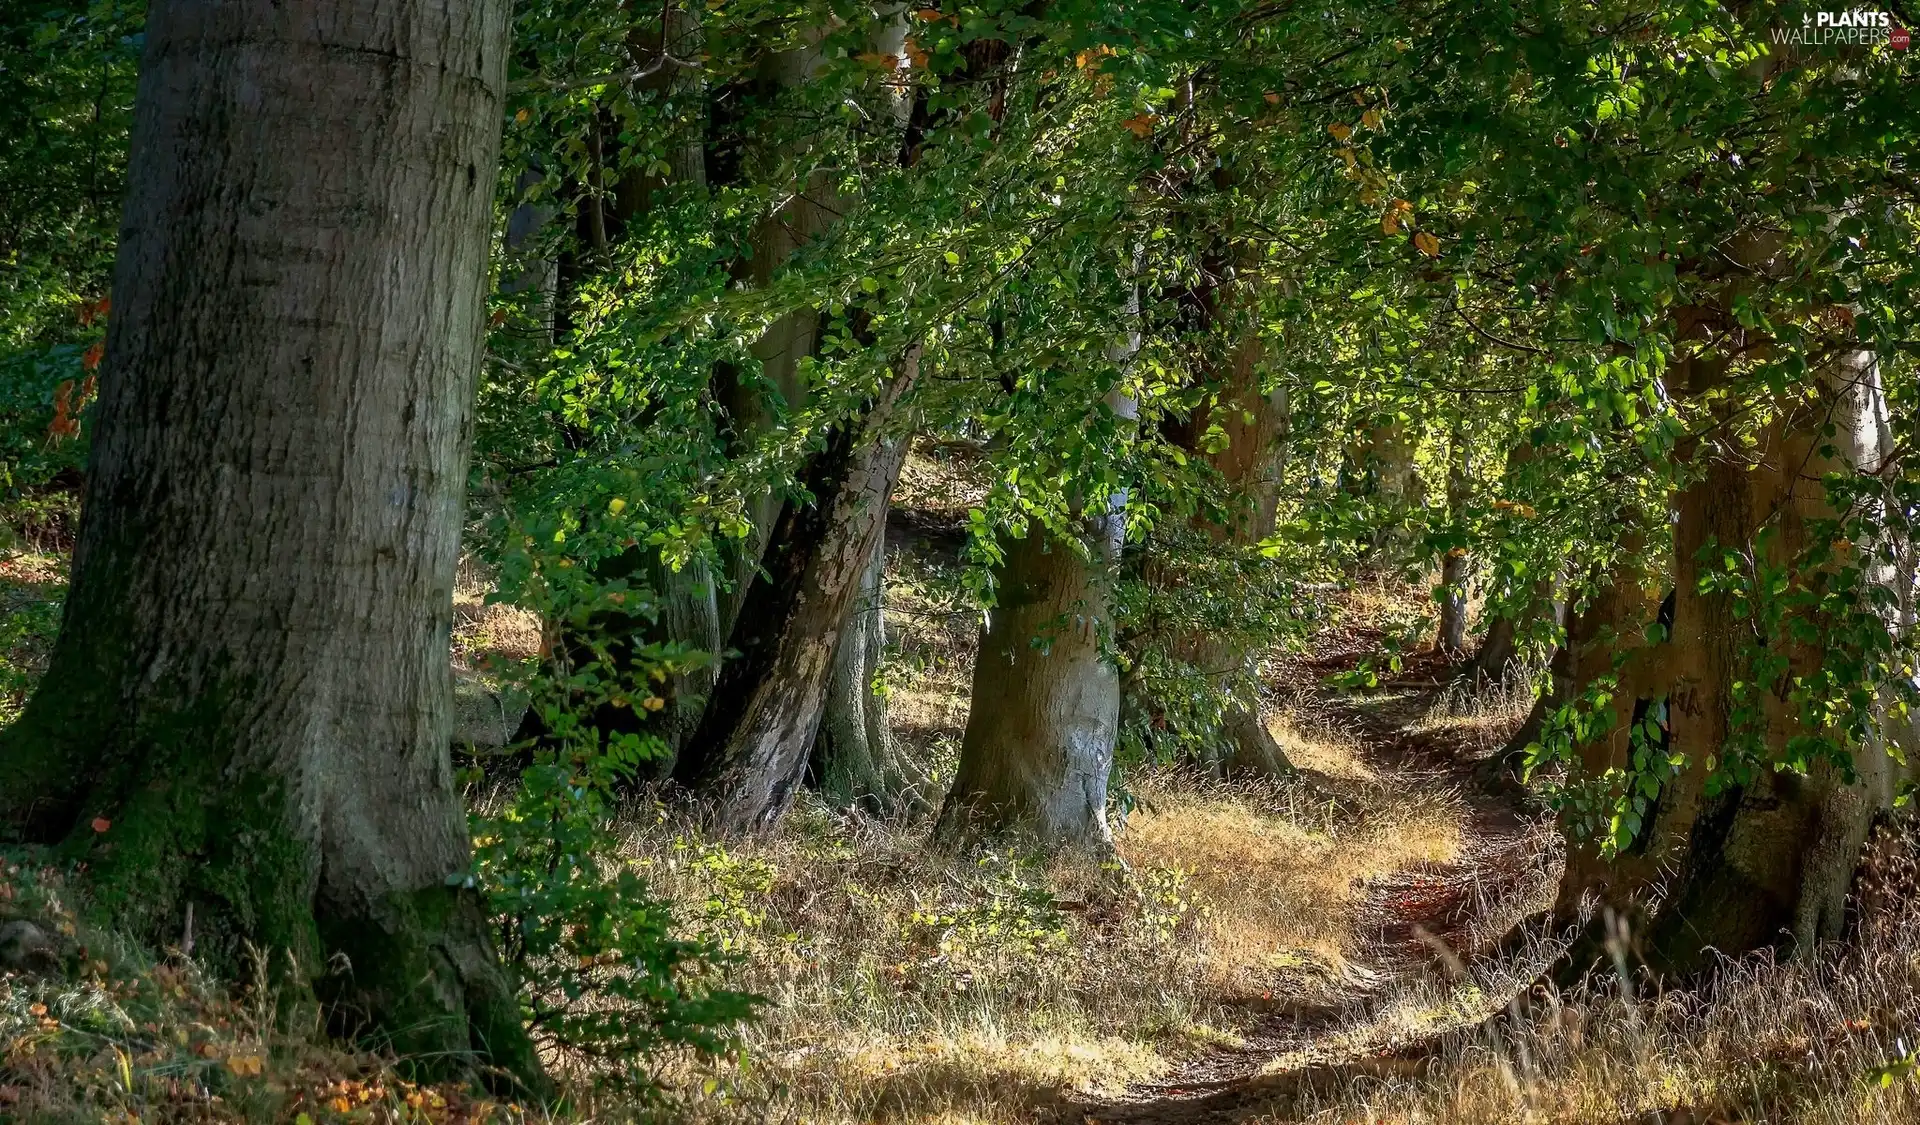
[811,534,927,816]
[0,0,537,1088]
[677,352,921,834]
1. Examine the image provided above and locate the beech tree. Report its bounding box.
[0,0,539,1085]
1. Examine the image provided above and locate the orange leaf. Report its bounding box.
[1121,113,1153,138]
[913,7,943,21]
[1263,92,1279,105]
[903,38,928,68]
[91,817,111,833]
[83,340,105,370]
[1380,213,1401,236]
[1327,121,1353,141]
[1413,231,1440,258]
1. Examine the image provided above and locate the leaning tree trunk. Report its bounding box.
[676,352,921,834]
[0,0,537,1088]
[810,533,928,816]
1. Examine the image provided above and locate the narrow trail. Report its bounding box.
[1065,636,1562,1125]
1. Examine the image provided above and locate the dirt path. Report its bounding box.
[1065,647,1561,1124]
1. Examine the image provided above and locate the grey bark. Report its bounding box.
[935,288,1139,849]
[934,518,1123,849]
[812,534,928,816]
[0,0,537,1088]
[680,351,922,834]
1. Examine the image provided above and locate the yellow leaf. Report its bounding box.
[642,696,667,712]
[1327,121,1352,141]
[607,497,627,514]
[1361,108,1382,130]
[225,1053,264,1076]
[1380,212,1401,236]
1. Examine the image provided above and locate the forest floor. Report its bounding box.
[3,457,1919,1124]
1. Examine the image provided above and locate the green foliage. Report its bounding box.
[464,690,760,1088]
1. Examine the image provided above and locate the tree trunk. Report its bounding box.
[1635,353,1896,970]
[1435,417,1471,656]
[934,517,1123,849]
[1162,298,1294,777]
[676,351,921,834]
[0,0,537,1088]
[811,534,928,816]
[936,298,1139,849]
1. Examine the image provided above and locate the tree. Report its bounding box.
[0,0,539,1087]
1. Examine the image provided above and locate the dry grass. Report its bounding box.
[1117,765,1462,1000]
[1249,878,1920,1124]
[620,798,1209,1123]
[452,558,544,672]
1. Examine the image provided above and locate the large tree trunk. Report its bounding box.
[810,534,928,816]
[1634,354,1896,970]
[0,0,537,1088]
[936,302,1139,849]
[676,352,921,834]
[934,516,1123,849]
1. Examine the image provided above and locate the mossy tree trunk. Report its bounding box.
[0,0,539,1089]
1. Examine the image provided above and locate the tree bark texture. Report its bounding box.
[811,533,927,816]
[935,297,1140,849]
[935,518,1123,849]
[677,351,921,834]
[1636,354,1897,970]
[0,0,537,1087]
